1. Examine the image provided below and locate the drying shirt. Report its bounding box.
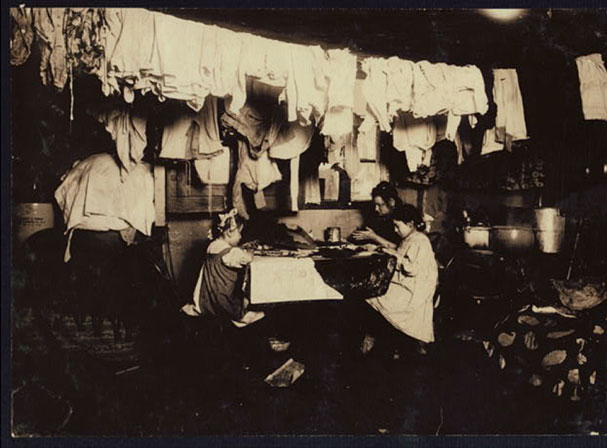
[161,96,225,159]
[322,49,357,137]
[393,113,437,172]
[575,53,607,121]
[351,162,382,201]
[97,108,147,175]
[493,68,528,148]
[366,231,438,343]
[361,57,391,132]
[33,8,68,90]
[54,153,155,261]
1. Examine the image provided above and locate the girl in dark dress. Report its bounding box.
[182,209,264,327]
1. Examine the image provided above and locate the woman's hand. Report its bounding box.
[379,246,399,257]
[351,226,379,242]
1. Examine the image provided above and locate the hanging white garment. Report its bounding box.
[232,140,282,219]
[280,44,328,125]
[161,96,225,159]
[480,127,505,155]
[351,162,382,201]
[97,108,147,175]
[386,57,415,120]
[356,115,378,161]
[322,49,357,137]
[361,57,391,132]
[193,149,231,185]
[393,113,437,172]
[411,61,451,118]
[493,68,528,145]
[575,53,607,121]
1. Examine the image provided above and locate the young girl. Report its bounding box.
[360,203,439,354]
[181,208,264,327]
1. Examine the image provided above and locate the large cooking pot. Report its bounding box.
[463,226,490,249]
[491,225,535,254]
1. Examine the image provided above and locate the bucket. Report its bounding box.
[536,230,565,253]
[534,208,565,232]
[534,207,565,253]
[14,203,55,244]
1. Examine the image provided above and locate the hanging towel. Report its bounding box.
[393,113,437,172]
[575,53,607,121]
[493,68,528,149]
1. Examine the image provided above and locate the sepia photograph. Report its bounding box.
[6,5,607,443]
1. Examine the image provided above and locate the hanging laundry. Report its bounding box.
[493,68,528,150]
[10,7,34,66]
[575,53,607,121]
[319,163,340,201]
[481,127,505,155]
[411,61,451,118]
[97,108,147,175]
[269,121,314,160]
[103,8,157,101]
[161,96,226,159]
[193,149,231,185]
[33,8,69,91]
[210,26,246,114]
[240,34,289,87]
[280,44,328,126]
[361,57,391,132]
[151,12,210,110]
[353,78,368,117]
[232,140,282,219]
[324,133,360,180]
[221,102,285,156]
[303,172,322,205]
[322,49,357,137]
[351,162,382,201]
[393,113,437,172]
[385,56,415,120]
[65,8,107,75]
[356,115,378,161]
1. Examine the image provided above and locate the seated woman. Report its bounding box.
[351,204,439,356]
[181,209,264,327]
[350,181,402,249]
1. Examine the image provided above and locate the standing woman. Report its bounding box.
[363,203,438,353]
[350,181,402,249]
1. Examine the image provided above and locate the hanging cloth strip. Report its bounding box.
[575,53,607,121]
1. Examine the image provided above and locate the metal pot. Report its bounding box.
[491,225,535,254]
[463,226,491,249]
[324,227,341,243]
